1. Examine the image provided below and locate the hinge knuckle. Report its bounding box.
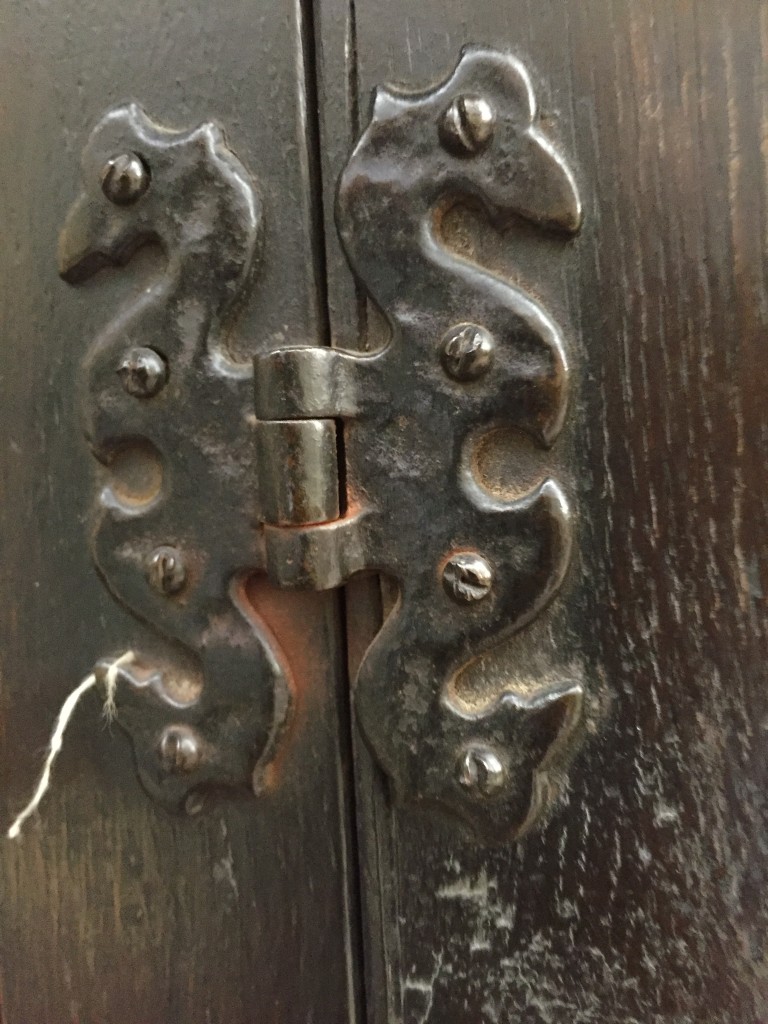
[256,419,340,526]
[254,348,360,419]
[263,517,368,590]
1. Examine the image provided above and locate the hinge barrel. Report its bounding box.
[255,418,340,526]
[254,348,361,419]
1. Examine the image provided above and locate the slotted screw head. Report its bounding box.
[439,95,495,156]
[147,546,187,595]
[457,745,506,797]
[443,552,494,603]
[158,724,204,775]
[101,152,150,205]
[117,346,167,398]
[440,324,495,381]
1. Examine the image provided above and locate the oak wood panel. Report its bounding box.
[0,1,359,1021]
[320,0,768,1020]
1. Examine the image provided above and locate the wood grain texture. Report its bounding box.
[317,0,768,1020]
[0,1,360,1021]
[2,0,766,1020]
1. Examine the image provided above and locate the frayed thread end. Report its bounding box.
[6,650,135,839]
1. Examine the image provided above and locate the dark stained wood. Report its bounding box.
[0,1,360,1021]
[2,0,767,1021]
[316,0,768,1019]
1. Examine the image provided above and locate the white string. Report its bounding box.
[7,650,135,839]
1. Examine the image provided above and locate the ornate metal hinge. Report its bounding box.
[60,47,584,841]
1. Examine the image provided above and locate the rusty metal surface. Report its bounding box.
[255,48,585,842]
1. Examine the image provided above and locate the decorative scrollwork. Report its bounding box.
[256,47,585,840]
[61,48,585,841]
[59,104,289,810]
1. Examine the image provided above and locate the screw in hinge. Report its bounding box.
[158,724,205,775]
[147,546,187,595]
[457,745,507,798]
[440,324,495,382]
[442,552,494,603]
[117,346,167,398]
[101,152,151,205]
[439,95,495,156]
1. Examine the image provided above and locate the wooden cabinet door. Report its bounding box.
[0,2,361,1021]
[316,1,768,1021]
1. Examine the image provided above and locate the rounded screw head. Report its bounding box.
[439,95,495,156]
[100,152,150,205]
[147,546,187,595]
[117,346,167,398]
[158,724,204,774]
[457,745,507,797]
[440,324,495,381]
[443,552,494,603]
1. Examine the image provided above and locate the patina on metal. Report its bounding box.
[255,47,585,840]
[61,49,584,841]
[59,104,290,812]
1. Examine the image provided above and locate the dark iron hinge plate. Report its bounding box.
[61,47,585,842]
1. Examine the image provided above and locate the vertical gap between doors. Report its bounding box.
[296,1,370,1021]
